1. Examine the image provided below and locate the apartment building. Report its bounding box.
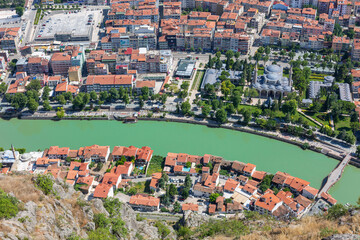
[84,74,135,92]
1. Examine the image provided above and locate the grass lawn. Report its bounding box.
[303,111,329,126]
[335,116,352,134]
[34,9,41,25]
[147,155,165,176]
[192,70,205,91]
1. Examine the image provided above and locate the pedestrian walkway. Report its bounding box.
[318,153,351,196]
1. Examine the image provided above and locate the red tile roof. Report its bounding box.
[129,194,160,207]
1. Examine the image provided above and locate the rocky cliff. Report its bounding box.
[0,173,176,240]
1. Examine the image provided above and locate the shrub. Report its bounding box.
[33,174,54,195]
[154,221,171,239]
[327,204,348,220]
[0,189,20,219]
[94,213,111,229]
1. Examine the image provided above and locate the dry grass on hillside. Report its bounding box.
[0,174,41,203]
[241,215,360,240]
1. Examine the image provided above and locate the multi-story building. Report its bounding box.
[352,39,360,61]
[0,27,20,51]
[332,36,350,52]
[260,29,281,45]
[27,57,49,75]
[50,53,72,76]
[84,74,135,92]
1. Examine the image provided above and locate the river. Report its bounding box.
[0,119,358,204]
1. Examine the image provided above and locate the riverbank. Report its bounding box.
[10,111,359,168]
[1,118,359,203]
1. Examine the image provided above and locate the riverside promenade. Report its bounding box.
[318,153,352,196]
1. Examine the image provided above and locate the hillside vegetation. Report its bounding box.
[0,173,359,240]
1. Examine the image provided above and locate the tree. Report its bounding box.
[109,88,119,102]
[265,46,271,55]
[57,95,66,105]
[11,93,28,110]
[282,100,298,115]
[34,174,54,195]
[27,98,39,112]
[201,105,211,117]
[221,80,234,98]
[0,189,20,219]
[90,91,98,102]
[211,99,220,110]
[209,193,220,203]
[56,107,65,119]
[257,46,264,54]
[327,204,347,220]
[88,228,116,240]
[225,50,234,59]
[181,101,191,115]
[123,93,129,106]
[173,201,181,213]
[184,174,192,189]
[333,23,343,37]
[254,52,261,62]
[288,52,295,60]
[42,86,51,100]
[15,6,24,16]
[234,52,240,58]
[215,108,227,124]
[215,59,222,69]
[181,187,189,199]
[25,79,42,92]
[216,51,221,59]
[43,100,52,111]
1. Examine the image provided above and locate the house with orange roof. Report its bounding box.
[182,203,199,212]
[254,191,283,215]
[112,145,153,166]
[252,171,267,181]
[241,183,258,196]
[78,145,110,163]
[302,186,318,199]
[111,162,134,177]
[223,178,240,194]
[193,173,219,197]
[47,146,70,160]
[93,183,114,199]
[54,81,79,96]
[320,192,337,206]
[1,168,10,174]
[76,175,94,194]
[129,194,160,211]
[102,172,122,189]
[288,177,310,194]
[272,171,292,188]
[276,190,305,217]
[35,157,60,168]
[149,172,162,191]
[294,195,312,209]
[332,36,351,52]
[243,163,256,177]
[352,39,360,61]
[66,170,79,186]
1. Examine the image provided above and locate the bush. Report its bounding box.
[154,221,171,239]
[327,204,348,220]
[160,207,169,212]
[0,189,20,219]
[94,213,111,229]
[33,174,54,195]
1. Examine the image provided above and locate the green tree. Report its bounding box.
[181,101,191,115]
[123,93,129,106]
[43,100,52,111]
[225,50,234,59]
[168,183,178,197]
[57,95,66,105]
[27,98,39,112]
[15,6,24,16]
[209,193,220,203]
[88,228,116,240]
[109,88,119,102]
[33,174,53,195]
[0,189,20,219]
[11,93,28,110]
[215,108,227,124]
[90,91,98,102]
[56,107,65,119]
[173,201,181,213]
[327,204,347,220]
[202,104,211,117]
[25,79,42,92]
[42,86,51,100]
[282,100,298,115]
[333,23,343,36]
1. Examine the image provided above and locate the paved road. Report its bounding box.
[318,153,351,196]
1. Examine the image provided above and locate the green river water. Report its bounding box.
[0,119,359,204]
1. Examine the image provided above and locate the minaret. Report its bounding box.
[289,65,293,89]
